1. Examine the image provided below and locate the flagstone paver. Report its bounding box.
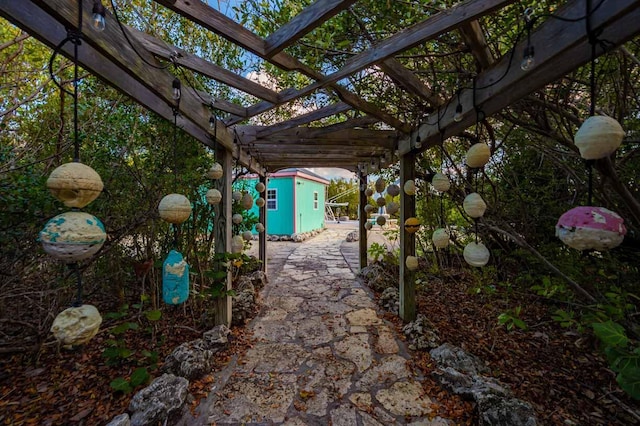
[198,227,447,425]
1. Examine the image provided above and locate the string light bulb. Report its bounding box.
[172,78,181,101]
[521,45,535,71]
[453,103,463,123]
[415,134,422,149]
[92,1,106,32]
[209,115,216,130]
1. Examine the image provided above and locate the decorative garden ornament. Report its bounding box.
[255,223,265,233]
[376,215,387,226]
[403,180,416,196]
[51,304,102,348]
[205,188,222,205]
[405,256,419,271]
[241,193,254,210]
[232,191,242,202]
[232,214,243,224]
[255,182,266,193]
[386,201,400,215]
[556,206,626,251]
[364,222,372,231]
[376,197,387,207]
[463,242,490,267]
[256,197,265,208]
[242,230,253,241]
[463,193,487,218]
[231,235,244,254]
[387,184,400,197]
[574,116,625,160]
[162,250,189,305]
[404,217,421,233]
[364,187,374,197]
[466,143,491,168]
[206,162,223,179]
[46,162,103,208]
[39,212,106,262]
[364,204,374,214]
[432,228,450,249]
[375,177,386,194]
[158,194,192,224]
[432,173,451,192]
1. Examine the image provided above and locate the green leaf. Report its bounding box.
[144,310,162,321]
[512,318,528,330]
[110,377,132,393]
[497,313,510,324]
[617,370,640,400]
[129,367,150,387]
[593,321,629,348]
[118,348,134,359]
[102,347,121,359]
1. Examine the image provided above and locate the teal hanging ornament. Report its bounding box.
[162,250,189,305]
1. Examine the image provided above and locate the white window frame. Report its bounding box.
[313,191,319,210]
[267,188,277,210]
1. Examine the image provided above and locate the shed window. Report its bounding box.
[267,189,277,210]
[313,191,319,210]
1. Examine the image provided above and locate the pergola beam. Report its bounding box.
[256,102,352,137]
[265,0,358,57]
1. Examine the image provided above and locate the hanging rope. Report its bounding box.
[585,0,597,205]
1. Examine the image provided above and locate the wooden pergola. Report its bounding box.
[2,0,639,325]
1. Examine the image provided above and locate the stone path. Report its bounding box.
[198,227,446,425]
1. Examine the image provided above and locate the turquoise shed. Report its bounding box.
[239,168,329,236]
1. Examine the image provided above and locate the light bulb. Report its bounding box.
[453,104,463,122]
[209,116,216,130]
[521,46,535,71]
[172,78,181,101]
[415,135,422,149]
[92,1,106,32]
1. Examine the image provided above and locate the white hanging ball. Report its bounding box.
[376,197,387,207]
[364,204,374,214]
[386,201,400,215]
[39,212,106,262]
[464,242,490,267]
[232,213,243,224]
[376,215,387,226]
[364,222,372,231]
[463,193,487,218]
[206,162,224,179]
[556,206,626,250]
[466,143,491,168]
[51,304,102,348]
[375,177,386,194]
[232,191,242,202]
[256,197,265,208]
[158,194,192,224]
[403,180,416,196]
[255,223,265,233]
[405,255,419,271]
[364,187,374,197]
[46,162,104,208]
[432,173,451,192]
[255,182,266,193]
[387,184,400,197]
[242,230,253,241]
[574,116,625,160]
[241,193,254,210]
[205,188,222,205]
[231,235,244,254]
[432,228,450,249]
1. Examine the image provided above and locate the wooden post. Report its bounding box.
[358,171,368,270]
[399,152,416,322]
[259,174,268,274]
[213,145,232,326]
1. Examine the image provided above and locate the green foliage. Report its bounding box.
[593,321,640,400]
[551,309,581,330]
[368,242,387,262]
[497,306,528,331]
[109,367,151,394]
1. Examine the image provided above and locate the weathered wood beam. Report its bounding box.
[131,27,280,103]
[258,175,267,274]
[459,20,494,69]
[310,116,380,134]
[265,0,358,57]
[256,102,351,137]
[358,171,368,270]
[303,0,516,95]
[213,144,233,326]
[399,0,640,155]
[251,128,396,145]
[399,152,416,322]
[195,90,247,117]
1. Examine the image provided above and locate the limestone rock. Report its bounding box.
[359,263,395,292]
[105,413,130,426]
[429,343,489,375]
[247,270,268,289]
[380,287,399,314]
[163,339,215,380]
[51,304,102,347]
[477,394,537,426]
[403,314,440,351]
[292,233,304,243]
[375,381,432,416]
[346,231,359,242]
[431,367,508,400]
[203,325,230,348]
[129,374,189,426]
[232,289,256,326]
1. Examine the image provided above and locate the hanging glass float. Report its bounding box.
[232,214,243,224]
[241,193,254,210]
[206,162,223,179]
[231,235,244,254]
[50,304,102,348]
[376,197,387,207]
[364,222,373,231]
[255,182,266,193]
[432,173,451,192]
[256,197,265,208]
[432,228,450,249]
[364,187,374,197]
[463,193,487,218]
[405,255,419,271]
[404,217,421,233]
[364,204,374,214]
[46,162,103,208]
[162,250,189,305]
[403,180,416,195]
[463,242,490,267]
[376,215,387,226]
[574,116,625,160]
[40,212,106,262]
[555,206,626,251]
[387,184,400,197]
[375,177,386,194]
[242,230,253,241]
[466,143,491,168]
[386,202,399,215]
[205,188,222,205]
[232,191,242,202]
[158,194,192,224]
[255,223,265,233]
